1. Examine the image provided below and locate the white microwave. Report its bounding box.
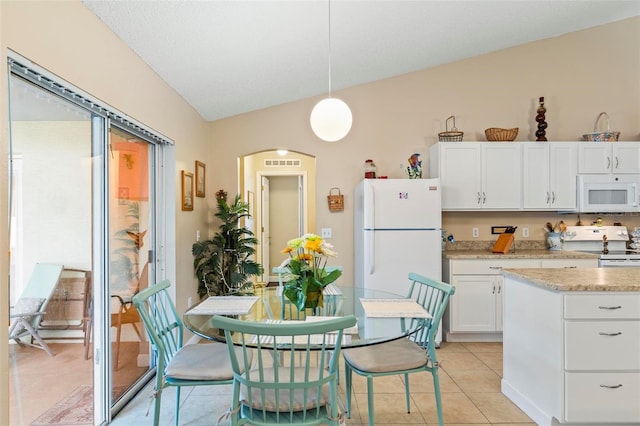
[577,174,640,213]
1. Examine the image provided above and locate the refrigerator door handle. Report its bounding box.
[369,231,375,275]
[368,184,376,228]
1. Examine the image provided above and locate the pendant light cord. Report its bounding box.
[327,0,332,97]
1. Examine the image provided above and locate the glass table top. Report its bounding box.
[183,285,430,349]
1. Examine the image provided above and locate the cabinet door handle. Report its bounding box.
[598,331,622,336]
[492,284,496,294]
[600,384,623,389]
[607,156,611,169]
[598,305,622,310]
[546,192,550,203]
[551,192,556,203]
[489,266,503,270]
[564,266,577,269]
[482,192,486,204]
[497,284,501,294]
[615,157,619,169]
[477,192,481,204]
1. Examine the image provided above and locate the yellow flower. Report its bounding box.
[305,239,323,253]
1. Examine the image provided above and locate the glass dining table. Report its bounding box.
[183,284,431,349]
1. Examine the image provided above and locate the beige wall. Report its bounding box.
[1,2,209,420]
[0,3,638,422]
[1,0,210,302]
[208,17,640,287]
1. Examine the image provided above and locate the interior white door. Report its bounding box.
[261,176,270,283]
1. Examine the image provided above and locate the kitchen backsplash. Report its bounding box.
[446,239,546,251]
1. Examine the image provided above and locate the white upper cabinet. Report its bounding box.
[431,141,640,211]
[430,142,521,210]
[578,142,640,174]
[523,142,577,210]
[430,143,482,209]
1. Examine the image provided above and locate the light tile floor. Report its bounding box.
[111,341,535,425]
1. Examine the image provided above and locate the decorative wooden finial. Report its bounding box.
[535,96,548,141]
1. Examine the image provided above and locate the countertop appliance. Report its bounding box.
[562,225,640,267]
[354,178,443,341]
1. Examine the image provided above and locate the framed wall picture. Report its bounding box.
[195,160,206,198]
[181,170,194,211]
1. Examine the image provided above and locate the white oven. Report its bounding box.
[577,175,640,213]
[563,225,640,267]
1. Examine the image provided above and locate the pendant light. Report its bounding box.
[310,0,352,142]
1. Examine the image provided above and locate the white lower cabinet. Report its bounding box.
[444,257,599,341]
[502,275,640,425]
[563,293,640,423]
[450,274,502,333]
[444,258,540,340]
[565,372,640,423]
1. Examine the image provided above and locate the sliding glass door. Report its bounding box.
[7,56,170,425]
[8,74,96,426]
[108,127,155,401]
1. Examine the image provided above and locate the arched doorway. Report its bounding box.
[239,150,316,283]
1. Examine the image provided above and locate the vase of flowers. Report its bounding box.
[279,234,342,311]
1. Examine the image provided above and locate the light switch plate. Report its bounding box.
[321,228,332,238]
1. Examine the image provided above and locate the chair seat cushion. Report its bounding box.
[240,367,329,412]
[166,342,247,381]
[343,338,428,373]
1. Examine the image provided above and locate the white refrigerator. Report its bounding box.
[354,178,443,342]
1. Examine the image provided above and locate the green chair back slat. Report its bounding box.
[212,314,356,425]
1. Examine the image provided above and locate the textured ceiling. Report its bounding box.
[83,1,640,122]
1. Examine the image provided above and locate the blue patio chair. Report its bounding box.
[342,273,455,426]
[212,314,357,425]
[132,280,249,426]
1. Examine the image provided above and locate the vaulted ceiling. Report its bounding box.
[83,1,639,122]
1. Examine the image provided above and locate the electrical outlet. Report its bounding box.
[321,228,332,238]
[472,227,479,238]
[522,227,529,238]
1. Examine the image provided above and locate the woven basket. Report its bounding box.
[485,127,518,141]
[327,188,344,212]
[438,115,464,142]
[582,112,620,142]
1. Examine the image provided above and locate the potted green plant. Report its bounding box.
[280,234,342,311]
[192,194,263,298]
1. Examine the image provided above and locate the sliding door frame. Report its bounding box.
[7,50,176,425]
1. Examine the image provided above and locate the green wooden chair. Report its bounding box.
[9,263,63,356]
[211,314,357,425]
[342,273,455,426]
[132,280,249,426]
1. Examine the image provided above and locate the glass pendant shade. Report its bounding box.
[310,97,352,142]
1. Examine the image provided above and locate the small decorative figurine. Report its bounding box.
[535,96,548,141]
[406,153,422,179]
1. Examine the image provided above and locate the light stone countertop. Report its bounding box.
[503,268,640,292]
[443,249,599,260]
